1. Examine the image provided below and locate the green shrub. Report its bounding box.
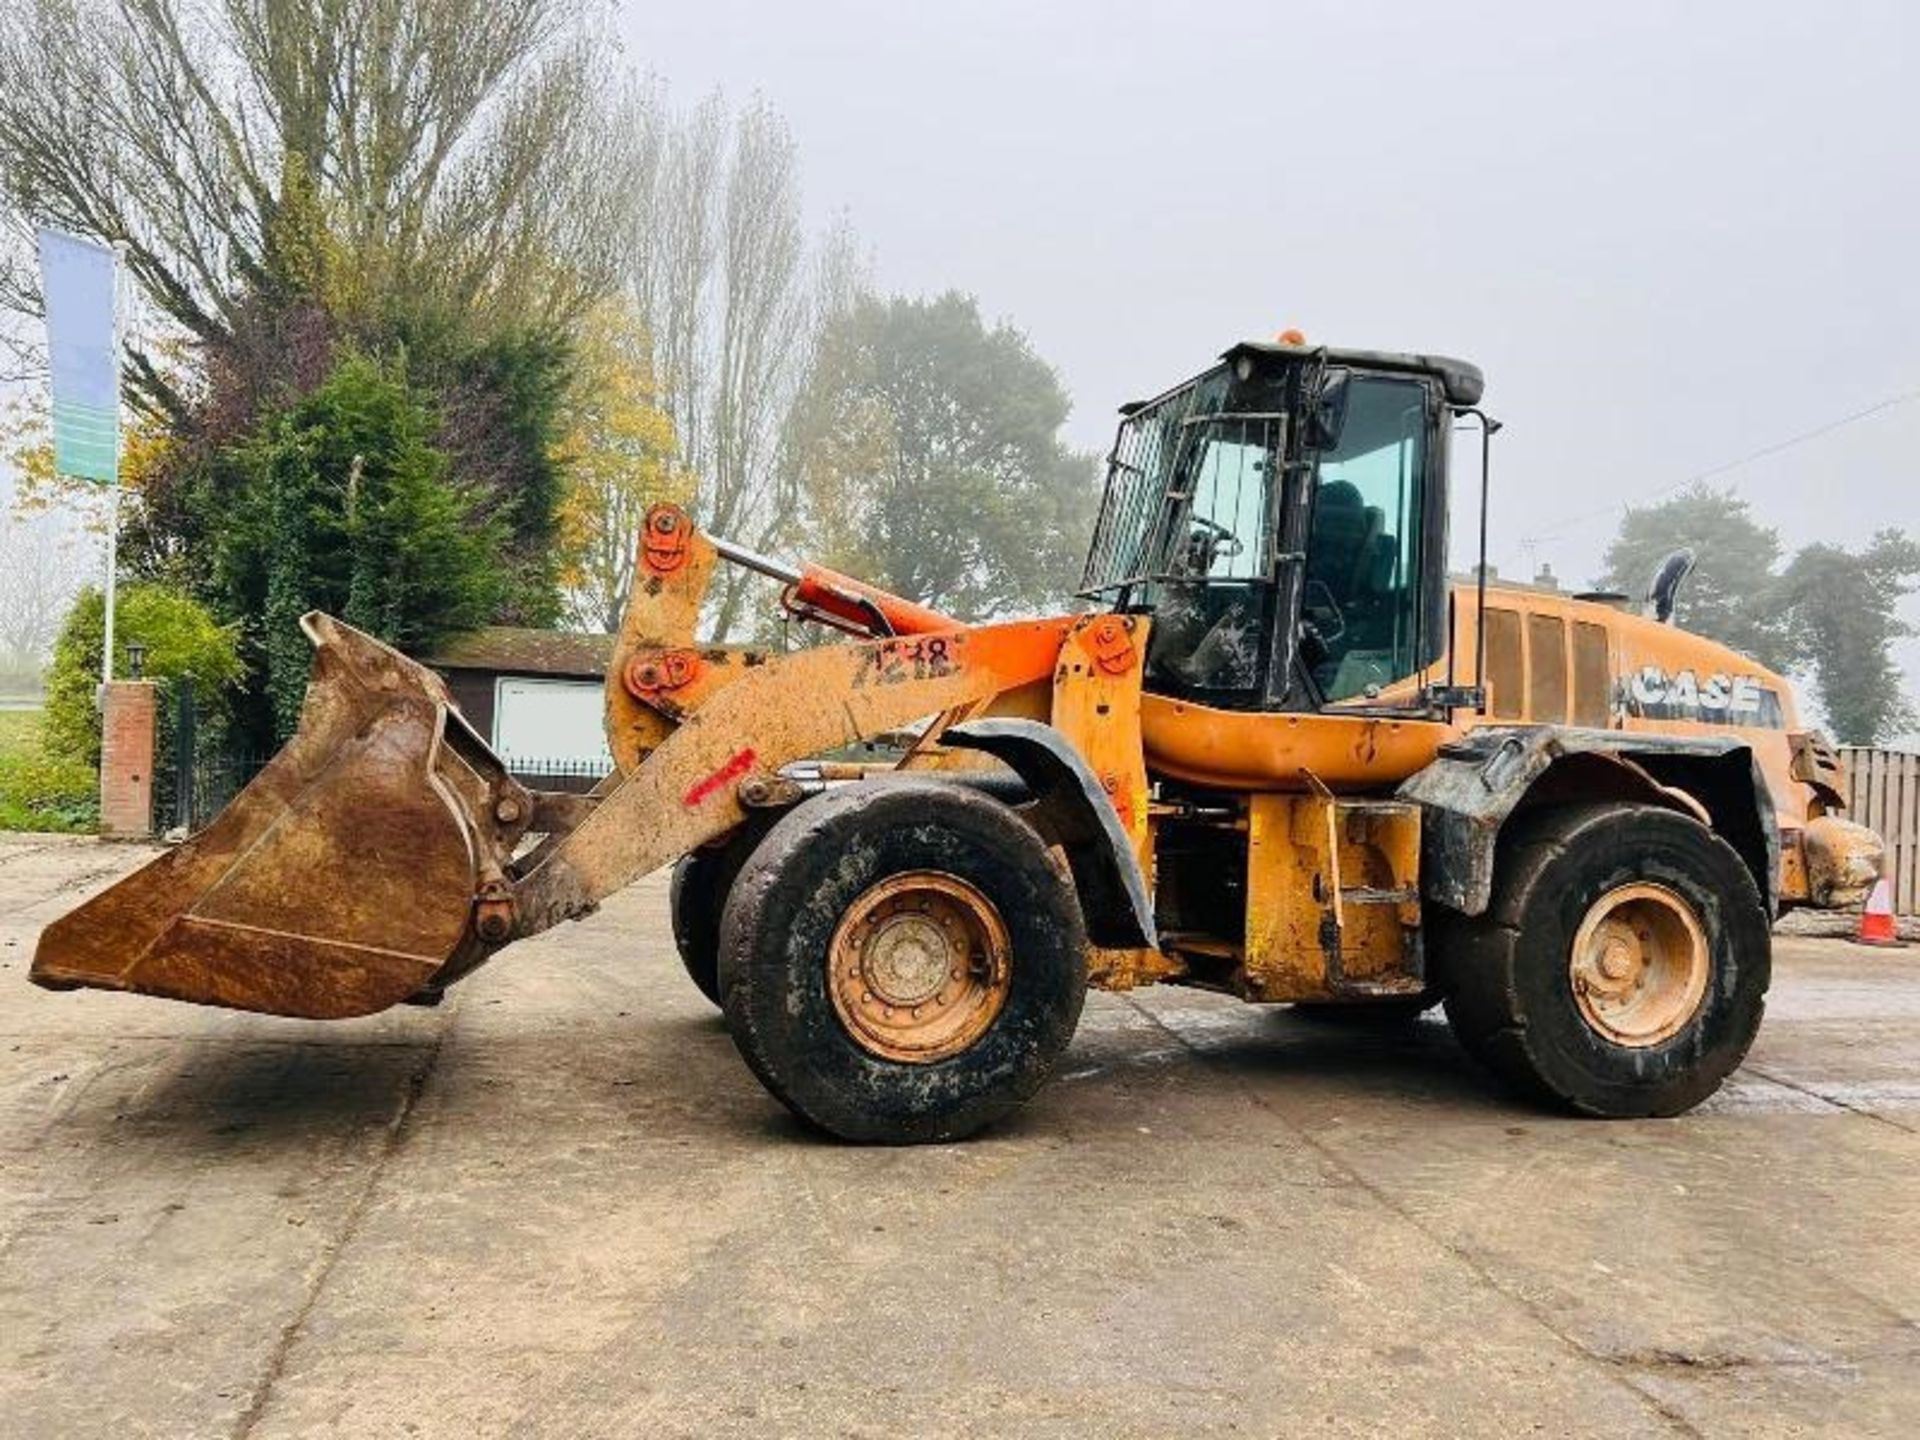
[218,351,509,743]
[43,583,245,769]
[0,711,97,833]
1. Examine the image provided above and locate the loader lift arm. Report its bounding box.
[511,615,1079,940]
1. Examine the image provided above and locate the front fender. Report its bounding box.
[944,718,1157,949]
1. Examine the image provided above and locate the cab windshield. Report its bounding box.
[1079,367,1285,694]
[1079,369,1236,595]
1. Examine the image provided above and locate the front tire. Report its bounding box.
[1439,804,1769,1117]
[719,781,1088,1143]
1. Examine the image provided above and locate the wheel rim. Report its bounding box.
[1568,882,1710,1047]
[827,870,1012,1064]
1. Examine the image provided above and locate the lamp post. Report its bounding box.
[126,640,147,680]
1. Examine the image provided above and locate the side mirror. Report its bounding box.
[1307,371,1349,450]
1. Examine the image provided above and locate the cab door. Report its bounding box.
[1297,371,1449,712]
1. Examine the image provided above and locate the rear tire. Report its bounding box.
[1438,804,1769,1117]
[668,850,730,1007]
[719,781,1087,1143]
[668,819,773,1008]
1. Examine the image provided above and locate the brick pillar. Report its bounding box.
[99,681,158,838]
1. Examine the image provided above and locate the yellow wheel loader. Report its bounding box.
[32,337,1885,1141]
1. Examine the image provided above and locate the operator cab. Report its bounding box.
[1078,338,1484,713]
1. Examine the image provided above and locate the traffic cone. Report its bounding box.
[1856,878,1905,947]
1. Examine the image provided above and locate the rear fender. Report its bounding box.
[1400,725,1778,918]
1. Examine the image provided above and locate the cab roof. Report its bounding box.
[1221,339,1485,408]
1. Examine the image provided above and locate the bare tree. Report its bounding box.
[0,507,87,683]
[619,87,864,638]
[0,0,628,401]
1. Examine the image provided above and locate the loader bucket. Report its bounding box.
[30,614,526,1019]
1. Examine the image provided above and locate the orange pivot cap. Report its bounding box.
[640,504,692,575]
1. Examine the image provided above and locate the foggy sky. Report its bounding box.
[622,0,1920,725]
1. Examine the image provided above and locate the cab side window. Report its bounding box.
[1302,377,1429,703]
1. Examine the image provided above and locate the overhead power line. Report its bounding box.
[1519,388,1920,548]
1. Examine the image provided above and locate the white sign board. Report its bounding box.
[493,677,613,770]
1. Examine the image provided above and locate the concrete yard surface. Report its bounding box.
[3,832,1918,1438]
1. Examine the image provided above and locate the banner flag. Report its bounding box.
[36,228,119,485]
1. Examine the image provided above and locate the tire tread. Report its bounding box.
[1438,803,1769,1117]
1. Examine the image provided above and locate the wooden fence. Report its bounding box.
[1841,747,1920,914]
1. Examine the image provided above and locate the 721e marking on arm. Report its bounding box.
[851,636,962,689]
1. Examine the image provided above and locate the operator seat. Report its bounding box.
[1304,480,1400,695]
[1306,481,1372,600]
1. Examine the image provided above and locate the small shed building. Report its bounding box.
[422,627,617,788]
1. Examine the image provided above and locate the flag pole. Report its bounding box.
[102,488,120,689]
[100,242,125,692]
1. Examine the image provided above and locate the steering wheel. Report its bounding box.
[1181,515,1246,576]
[1302,578,1347,645]
[1190,515,1245,556]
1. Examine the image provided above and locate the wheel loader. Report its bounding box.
[31,336,1886,1141]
